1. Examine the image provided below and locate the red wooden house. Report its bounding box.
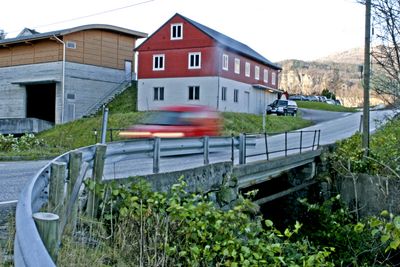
[136,13,282,114]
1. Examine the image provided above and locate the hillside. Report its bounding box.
[278,48,382,107]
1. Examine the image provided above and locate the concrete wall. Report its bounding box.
[137,76,278,114]
[0,62,62,119]
[0,118,54,134]
[0,62,126,127]
[64,62,126,121]
[114,161,239,208]
[338,174,400,218]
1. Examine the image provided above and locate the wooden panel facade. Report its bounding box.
[0,29,137,70]
[64,29,135,70]
[0,40,61,67]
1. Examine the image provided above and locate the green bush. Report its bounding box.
[81,178,334,266]
[0,133,45,152]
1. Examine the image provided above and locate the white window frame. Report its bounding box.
[221,87,227,101]
[153,54,165,71]
[188,52,201,69]
[222,54,229,71]
[255,66,260,80]
[234,58,240,74]
[171,23,183,40]
[245,62,250,77]
[234,89,239,103]
[66,41,76,49]
[153,87,164,101]
[264,69,269,83]
[272,72,277,85]
[189,86,200,100]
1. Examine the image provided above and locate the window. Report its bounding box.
[221,87,227,101]
[234,58,240,74]
[188,52,201,69]
[153,87,164,101]
[245,62,250,77]
[189,86,200,100]
[272,72,277,85]
[255,66,260,80]
[234,89,239,103]
[171,23,183,40]
[66,41,76,49]
[222,54,229,71]
[263,69,269,83]
[153,54,165,70]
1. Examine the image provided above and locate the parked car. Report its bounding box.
[325,99,336,105]
[267,99,298,116]
[307,95,320,102]
[119,105,222,138]
[289,95,306,101]
[335,99,342,105]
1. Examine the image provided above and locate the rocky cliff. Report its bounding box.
[278,48,382,107]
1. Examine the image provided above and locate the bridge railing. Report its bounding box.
[14,130,319,266]
[243,130,321,163]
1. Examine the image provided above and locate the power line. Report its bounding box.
[5,0,155,35]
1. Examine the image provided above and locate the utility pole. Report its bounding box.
[362,0,371,154]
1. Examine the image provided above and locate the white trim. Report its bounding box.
[222,54,229,71]
[255,66,260,80]
[263,69,269,83]
[153,54,165,71]
[245,62,250,77]
[272,72,276,85]
[188,52,201,69]
[171,23,183,40]
[234,58,240,74]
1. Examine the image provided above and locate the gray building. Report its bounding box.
[0,24,147,134]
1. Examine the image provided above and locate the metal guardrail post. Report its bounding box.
[285,132,288,157]
[153,137,160,173]
[239,133,246,164]
[203,136,209,165]
[300,131,303,154]
[264,132,269,160]
[312,130,317,150]
[231,135,235,163]
[317,130,321,148]
[100,107,109,144]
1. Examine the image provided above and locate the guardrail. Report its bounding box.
[14,131,318,266]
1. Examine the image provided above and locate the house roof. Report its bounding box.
[180,14,281,70]
[136,13,281,70]
[0,24,147,46]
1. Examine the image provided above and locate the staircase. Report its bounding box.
[85,80,131,116]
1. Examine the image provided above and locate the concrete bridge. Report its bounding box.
[116,148,324,209]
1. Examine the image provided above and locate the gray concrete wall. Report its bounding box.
[64,62,126,121]
[0,62,62,119]
[0,62,126,127]
[0,118,53,134]
[338,174,400,217]
[113,161,238,208]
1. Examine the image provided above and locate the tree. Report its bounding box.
[366,0,400,106]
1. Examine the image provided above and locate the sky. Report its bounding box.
[1,0,366,62]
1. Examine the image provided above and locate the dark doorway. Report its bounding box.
[26,83,56,123]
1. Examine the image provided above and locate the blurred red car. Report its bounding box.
[119,105,222,138]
